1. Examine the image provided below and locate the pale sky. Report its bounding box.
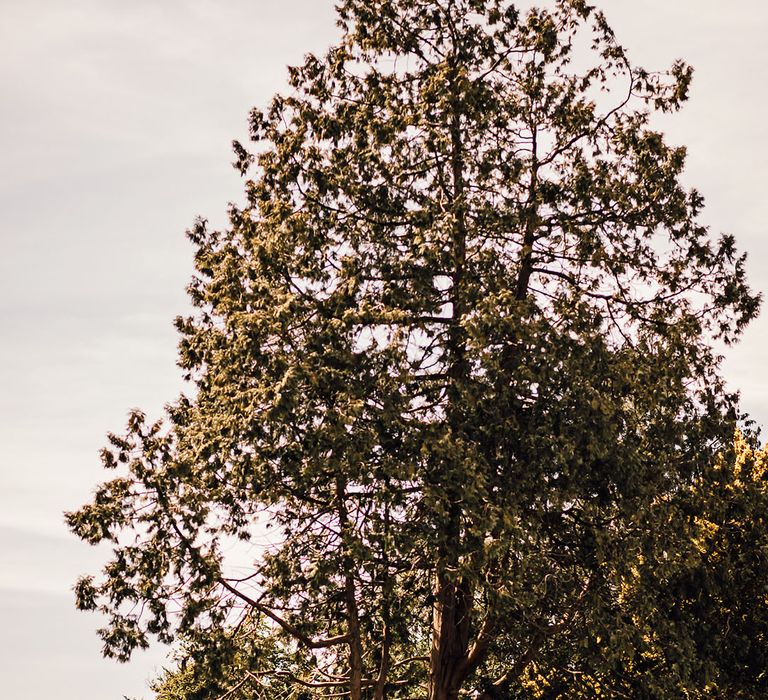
[1,1,767,698]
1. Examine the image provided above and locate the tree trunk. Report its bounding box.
[336,477,364,700]
[429,571,472,700]
[373,496,393,700]
[429,53,473,700]
[345,569,364,700]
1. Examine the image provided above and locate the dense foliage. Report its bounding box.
[150,433,768,699]
[68,1,761,699]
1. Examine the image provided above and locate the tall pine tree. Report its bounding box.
[68,2,760,698]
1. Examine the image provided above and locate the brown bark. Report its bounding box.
[515,121,540,301]
[336,477,364,700]
[429,572,473,700]
[344,570,364,700]
[373,498,393,700]
[428,51,475,700]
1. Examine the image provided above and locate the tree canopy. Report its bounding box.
[67,1,762,699]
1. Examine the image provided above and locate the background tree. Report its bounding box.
[151,619,302,700]
[67,1,760,699]
[499,430,768,700]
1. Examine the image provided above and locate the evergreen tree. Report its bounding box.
[67,2,760,699]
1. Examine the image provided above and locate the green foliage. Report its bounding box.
[152,621,304,700]
[148,433,768,700]
[67,1,762,698]
[500,432,768,699]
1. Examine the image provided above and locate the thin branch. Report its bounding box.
[219,579,350,649]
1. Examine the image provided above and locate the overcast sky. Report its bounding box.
[1,1,767,698]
